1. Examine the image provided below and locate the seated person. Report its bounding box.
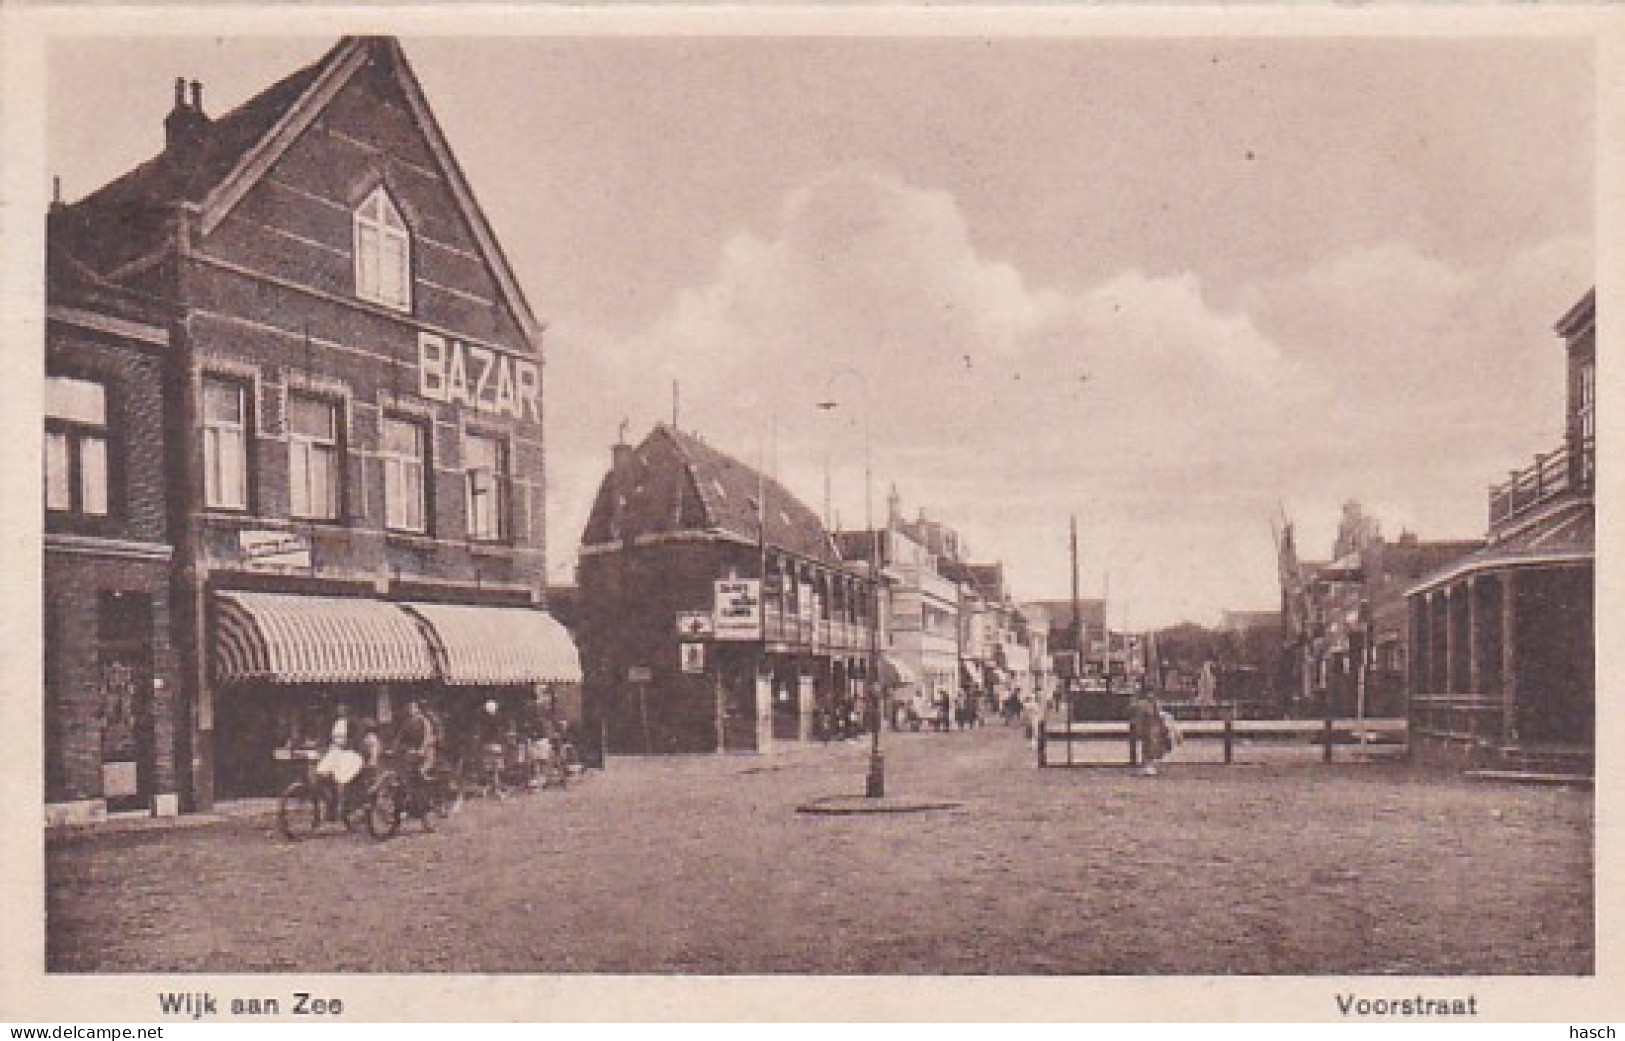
[315,703,365,818]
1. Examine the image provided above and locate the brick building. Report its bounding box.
[1279,503,1480,720]
[48,36,578,813]
[577,424,880,753]
[1407,289,1595,763]
[43,256,184,824]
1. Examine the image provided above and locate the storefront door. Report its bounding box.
[97,592,154,814]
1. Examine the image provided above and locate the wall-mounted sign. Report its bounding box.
[680,643,705,674]
[676,612,715,639]
[418,331,541,424]
[627,666,652,683]
[238,530,311,568]
[714,579,761,640]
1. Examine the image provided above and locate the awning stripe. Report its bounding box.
[881,654,918,688]
[403,603,582,685]
[214,591,437,685]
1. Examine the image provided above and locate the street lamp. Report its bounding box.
[817,374,884,798]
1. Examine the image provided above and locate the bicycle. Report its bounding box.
[463,741,517,800]
[424,757,464,817]
[527,737,569,790]
[366,751,438,839]
[275,748,369,840]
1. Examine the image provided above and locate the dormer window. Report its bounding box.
[354,186,411,311]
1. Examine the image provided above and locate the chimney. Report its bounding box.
[164,75,211,165]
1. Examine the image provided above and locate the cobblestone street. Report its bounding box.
[47,726,1592,975]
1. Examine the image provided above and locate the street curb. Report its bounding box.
[795,794,963,815]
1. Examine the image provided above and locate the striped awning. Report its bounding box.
[404,603,582,685]
[881,654,918,689]
[214,591,436,684]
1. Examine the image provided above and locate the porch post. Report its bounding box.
[1467,576,1483,699]
[1500,570,1518,745]
[1443,585,1457,697]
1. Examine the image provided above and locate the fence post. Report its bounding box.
[1323,715,1335,764]
[1223,704,1235,765]
[1036,723,1047,768]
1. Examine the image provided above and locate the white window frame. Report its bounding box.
[382,415,428,533]
[202,377,249,511]
[1580,359,1595,442]
[45,375,110,517]
[464,431,509,542]
[288,393,341,522]
[353,186,412,312]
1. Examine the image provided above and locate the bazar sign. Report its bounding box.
[713,579,761,640]
[418,331,541,423]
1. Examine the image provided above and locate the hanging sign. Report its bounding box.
[676,612,715,639]
[713,579,762,640]
[238,530,311,568]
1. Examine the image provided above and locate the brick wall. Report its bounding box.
[176,52,545,597]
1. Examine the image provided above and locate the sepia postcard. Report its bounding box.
[1,2,1620,1024]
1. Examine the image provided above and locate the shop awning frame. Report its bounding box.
[214,591,438,685]
[404,602,583,685]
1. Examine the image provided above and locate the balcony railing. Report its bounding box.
[1487,437,1593,529]
[761,605,874,651]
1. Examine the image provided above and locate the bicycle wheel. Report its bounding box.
[339,781,366,832]
[433,768,463,818]
[276,782,321,840]
[366,774,403,840]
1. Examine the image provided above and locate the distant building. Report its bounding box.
[1281,503,1480,718]
[1220,610,1280,634]
[1407,289,1595,762]
[577,425,879,752]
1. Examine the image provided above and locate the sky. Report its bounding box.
[45,33,1594,628]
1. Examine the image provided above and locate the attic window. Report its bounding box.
[354,186,412,311]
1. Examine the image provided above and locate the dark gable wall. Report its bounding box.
[181,48,544,595]
[44,321,179,805]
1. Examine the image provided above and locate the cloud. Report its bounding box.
[546,166,1591,625]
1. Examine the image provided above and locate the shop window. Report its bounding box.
[354,186,412,312]
[288,393,341,521]
[464,431,509,541]
[202,378,249,510]
[45,375,109,517]
[382,415,428,533]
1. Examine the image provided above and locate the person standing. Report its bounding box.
[1129,685,1173,776]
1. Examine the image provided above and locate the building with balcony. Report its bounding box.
[578,424,880,752]
[47,37,577,812]
[1407,288,1595,764]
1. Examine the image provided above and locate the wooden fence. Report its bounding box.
[1036,707,1409,768]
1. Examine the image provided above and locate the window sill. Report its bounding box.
[385,530,438,550]
[467,538,515,555]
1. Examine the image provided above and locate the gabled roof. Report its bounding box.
[1555,287,1595,340]
[580,424,841,567]
[52,36,541,346]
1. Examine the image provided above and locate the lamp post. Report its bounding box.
[818,372,884,798]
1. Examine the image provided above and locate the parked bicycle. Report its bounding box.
[275,747,371,840]
[366,750,440,839]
